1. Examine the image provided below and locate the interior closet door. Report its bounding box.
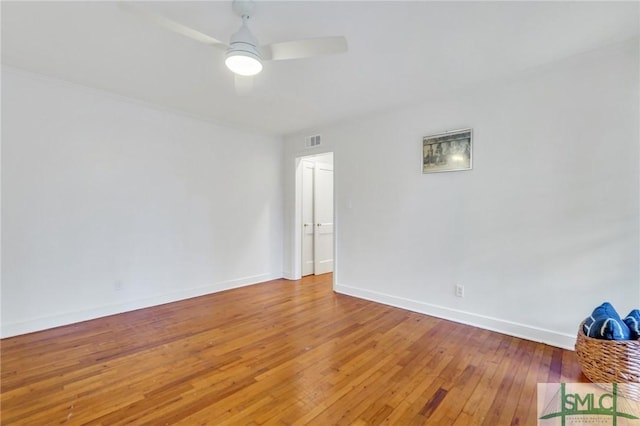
[300,159,334,276]
[313,161,334,275]
[301,160,315,276]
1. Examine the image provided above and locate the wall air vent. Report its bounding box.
[304,134,321,148]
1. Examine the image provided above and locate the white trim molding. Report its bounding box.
[335,282,577,350]
[1,272,282,338]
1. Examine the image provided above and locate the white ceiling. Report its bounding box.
[2,1,638,135]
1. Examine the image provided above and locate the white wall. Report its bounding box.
[1,67,284,337]
[284,39,640,349]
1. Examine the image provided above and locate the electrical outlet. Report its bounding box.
[455,284,464,298]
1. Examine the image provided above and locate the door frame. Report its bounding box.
[292,152,336,281]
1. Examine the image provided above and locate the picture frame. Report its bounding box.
[422,128,472,174]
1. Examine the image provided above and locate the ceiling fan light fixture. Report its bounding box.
[225,18,262,76]
[225,47,262,76]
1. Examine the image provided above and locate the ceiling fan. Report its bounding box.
[119,1,348,94]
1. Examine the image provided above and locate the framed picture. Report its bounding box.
[422,128,472,173]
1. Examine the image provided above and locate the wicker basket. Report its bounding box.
[575,321,640,401]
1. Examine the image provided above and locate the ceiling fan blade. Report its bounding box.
[261,36,347,61]
[118,2,227,49]
[234,75,254,96]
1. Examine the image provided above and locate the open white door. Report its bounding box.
[301,160,315,276]
[313,161,334,275]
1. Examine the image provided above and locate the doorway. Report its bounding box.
[298,153,334,277]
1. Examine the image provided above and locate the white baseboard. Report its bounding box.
[334,282,577,350]
[1,272,282,338]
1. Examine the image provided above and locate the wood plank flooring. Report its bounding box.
[1,274,587,425]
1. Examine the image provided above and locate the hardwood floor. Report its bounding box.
[1,274,586,425]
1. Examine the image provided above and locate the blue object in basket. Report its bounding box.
[624,309,640,340]
[583,302,631,340]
